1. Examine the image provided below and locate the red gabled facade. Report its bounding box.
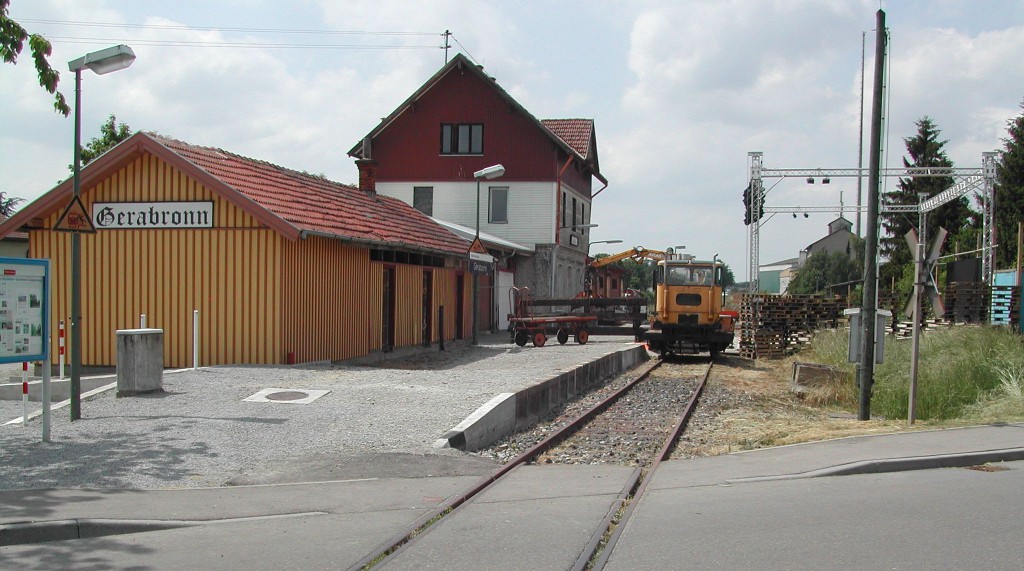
[349,54,604,196]
[348,53,607,301]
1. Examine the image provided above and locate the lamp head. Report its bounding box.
[473,164,505,180]
[69,44,136,75]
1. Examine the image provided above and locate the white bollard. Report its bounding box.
[58,320,65,380]
[193,309,199,369]
[21,363,28,427]
[140,313,147,328]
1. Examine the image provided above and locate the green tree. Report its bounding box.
[73,114,133,169]
[719,262,736,288]
[0,0,69,116]
[0,190,24,217]
[786,250,862,295]
[619,258,654,292]
[880,117,972,284]
[994,99,1024,269]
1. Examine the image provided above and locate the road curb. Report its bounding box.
[0,518,194,546]
[0,511,330,547]
[726,447,1024,484]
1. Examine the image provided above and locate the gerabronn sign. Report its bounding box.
[92,201,215,229]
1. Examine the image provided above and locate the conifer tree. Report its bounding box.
[994,100,1024,268]
[880,117,970,282]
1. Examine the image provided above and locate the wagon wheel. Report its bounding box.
[514,330,529,347]
[556,329,569,344]
[532,331,547,347]
[575,328,590,345]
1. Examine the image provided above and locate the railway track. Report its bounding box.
[348,358,711,570]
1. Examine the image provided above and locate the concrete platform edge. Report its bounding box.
[442,345,649,451]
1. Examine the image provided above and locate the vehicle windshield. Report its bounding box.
[665,265,715,286]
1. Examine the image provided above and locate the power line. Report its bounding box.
[19,18,437,37]
[45,35,438,50]
[449,33,480,67]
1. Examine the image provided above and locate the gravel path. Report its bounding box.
[0,334,640,491]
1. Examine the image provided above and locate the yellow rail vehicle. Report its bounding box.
[644,254,735,358]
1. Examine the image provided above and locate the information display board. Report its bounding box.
[0,258,50,364]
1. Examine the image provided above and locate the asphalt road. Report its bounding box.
[607,460,1024,570]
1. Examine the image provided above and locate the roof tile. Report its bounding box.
[541,119,593,159]
[150,133,468,255]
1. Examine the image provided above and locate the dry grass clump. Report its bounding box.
[676,356,904,458]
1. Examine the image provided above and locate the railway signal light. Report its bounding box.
[743,184,752,225]
[742,184,763,226]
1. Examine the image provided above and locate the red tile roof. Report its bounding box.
[150,133,468,255]
[541,119,593,160]
[0,132,470,256]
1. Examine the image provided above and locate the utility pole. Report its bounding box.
[907,195,926,425]
[856,30,866,237]
[858,10,886,421]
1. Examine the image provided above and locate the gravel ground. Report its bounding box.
[0,334,640,491]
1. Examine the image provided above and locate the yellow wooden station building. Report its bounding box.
[0,132,474,368]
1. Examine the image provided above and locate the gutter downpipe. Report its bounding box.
[551,155,575,298]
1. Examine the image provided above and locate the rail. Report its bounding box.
[348,358,712,570]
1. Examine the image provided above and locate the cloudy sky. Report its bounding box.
[2,0,1022,279]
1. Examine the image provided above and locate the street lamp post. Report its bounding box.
[587,239,622,253]
[67,45,136,420]
[471,165,505,345]
[584,239,621,296]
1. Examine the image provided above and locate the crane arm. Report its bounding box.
[589,246,667,267]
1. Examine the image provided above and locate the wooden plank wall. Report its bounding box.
[432,268,456,342]
[281,236,370,362]
[31,154,282,368]
[393,265,423,348]
[368,263,385,352]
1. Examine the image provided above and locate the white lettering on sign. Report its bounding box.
[92,202,214,229]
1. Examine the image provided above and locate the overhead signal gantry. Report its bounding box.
[745,151,997,293]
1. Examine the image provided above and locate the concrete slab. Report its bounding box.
[650,423,1024,490]
[0,511,418,570]
[386,464,636,570]
[606,460,1024,571]
[0,476,477,528]
[0,374,116,402]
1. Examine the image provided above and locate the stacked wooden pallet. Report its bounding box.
[1012,289,1021,330]
[889,318,948,339]
[739,294,846,359]
[990,285,1016,326]
[944,282,991,324]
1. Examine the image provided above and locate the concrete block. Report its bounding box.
[443,345,651,451]
[791,361,848,395]
[445,392,516,451]
[116,329,164,397]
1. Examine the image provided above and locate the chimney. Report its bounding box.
[356,158,378,200]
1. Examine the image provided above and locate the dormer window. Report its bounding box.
[441,123,483,155]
